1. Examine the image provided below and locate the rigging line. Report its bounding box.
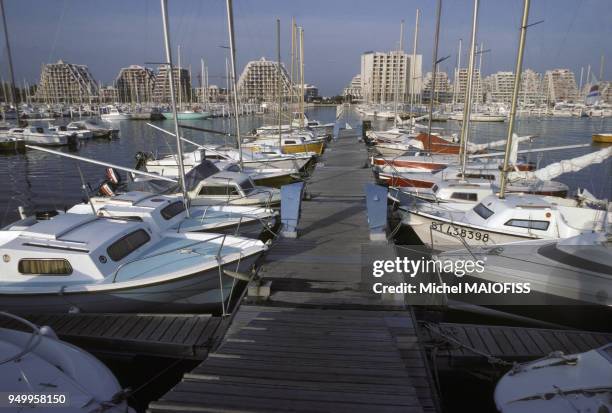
[47,0,68,64]
[552,0,582,65]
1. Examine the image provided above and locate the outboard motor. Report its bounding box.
[105,167,122,185]
[67,134,78,148]
[134,151,153,171]
[97,181,116,197]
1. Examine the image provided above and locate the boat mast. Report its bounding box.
[458,0,479,177]
[453,39,462,106]
[276,18,282,148]
[499,0,530,198]
[409,9,419,119]
[290,17,295,129]
[393,19,404,128]
[160,0,190,215]
[426,0,442,148]
[177,45,182,110]
[299,27,305,128]
[0,0,19,125]
[225,0,243,170]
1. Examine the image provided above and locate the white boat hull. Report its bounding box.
[399,208,536,250]
[0,253,260,314]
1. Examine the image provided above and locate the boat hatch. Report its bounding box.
[20,215,98,240]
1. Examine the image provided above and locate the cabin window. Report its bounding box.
[107,229,151,262]
[198,186,239,196]
[504,219,549,231]
[473,203,494,219]
[241,180,255,193]
[284,140,296,144]
[160,201,186,220]
[18,259,72,275]
[36,127,44,133]
[450,192,478,201]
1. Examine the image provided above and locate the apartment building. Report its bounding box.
[34,60,99,103]
[360,51,422,103]
[115,65,156,103]
[236,58,292,103]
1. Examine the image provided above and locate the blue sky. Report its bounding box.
[1,0,611,95]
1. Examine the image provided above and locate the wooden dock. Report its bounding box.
[0,313,224,359]
[422,321,612,369]
[150,129,439,412]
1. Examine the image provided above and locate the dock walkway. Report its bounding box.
[150,130,439,412]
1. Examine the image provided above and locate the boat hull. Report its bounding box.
[592,133,612,143]
[162,112,210,120]
[398,208,536,250]
[0,254,260,314]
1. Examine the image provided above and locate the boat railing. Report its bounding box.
[110,233,229,283]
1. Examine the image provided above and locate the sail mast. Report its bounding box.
[458,0,479,177]
[277,18,282,147]
[499,0,531,198]
[426,0,442,148]
[160,0,190,215]
[0,0,19,125]
[225,0,243,170]
[409,9,419,119]
[393,20,404,128]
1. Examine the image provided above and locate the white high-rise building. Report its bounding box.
[236,57,291,103]
[343,74,363,101]
[453,68,483,104]
[543,69,578,103]
[422,71,452,103]
[520,69,545,105]
[360,51,422,104]
[487,71,515,103]
[34,60,99,103]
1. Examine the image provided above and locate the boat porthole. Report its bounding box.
[545,212,551,218]
[2,254,9,263]
[99,255,107,264]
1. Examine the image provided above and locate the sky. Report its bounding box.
[1,0,611,96]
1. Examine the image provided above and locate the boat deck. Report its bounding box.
[150,129,440,412]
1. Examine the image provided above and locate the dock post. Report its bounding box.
[361,120,372,143]
[280,181,305,238]
[365,183,388,242]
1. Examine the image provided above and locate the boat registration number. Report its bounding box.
[430,222,489,242]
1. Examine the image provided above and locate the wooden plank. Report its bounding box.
[476,327,502,355]
[160,317,189,343]
[553,331,581,354]
[173,380,420,405]
[513,327,541,356]
[502,328,528,355]
[147,316,177,342]
[172,316,202,345]
[489,327,516,356]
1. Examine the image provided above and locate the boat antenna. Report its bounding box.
[458,0,480,178]
[426,0,442,150]
[499,0,531,198]
[225,0,243,171]
[160,0,190,216]
[277,18,282,148]
[0,0,20,125]
[76,163,97,215]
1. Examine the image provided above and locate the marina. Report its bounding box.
[0,0,611,412]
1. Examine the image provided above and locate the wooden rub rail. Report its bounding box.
[149,306,433,413]
[0,313,222,359]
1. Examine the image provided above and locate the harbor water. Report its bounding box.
[1,107,610,227]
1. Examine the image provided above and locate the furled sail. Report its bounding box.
[508,146,612,181]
